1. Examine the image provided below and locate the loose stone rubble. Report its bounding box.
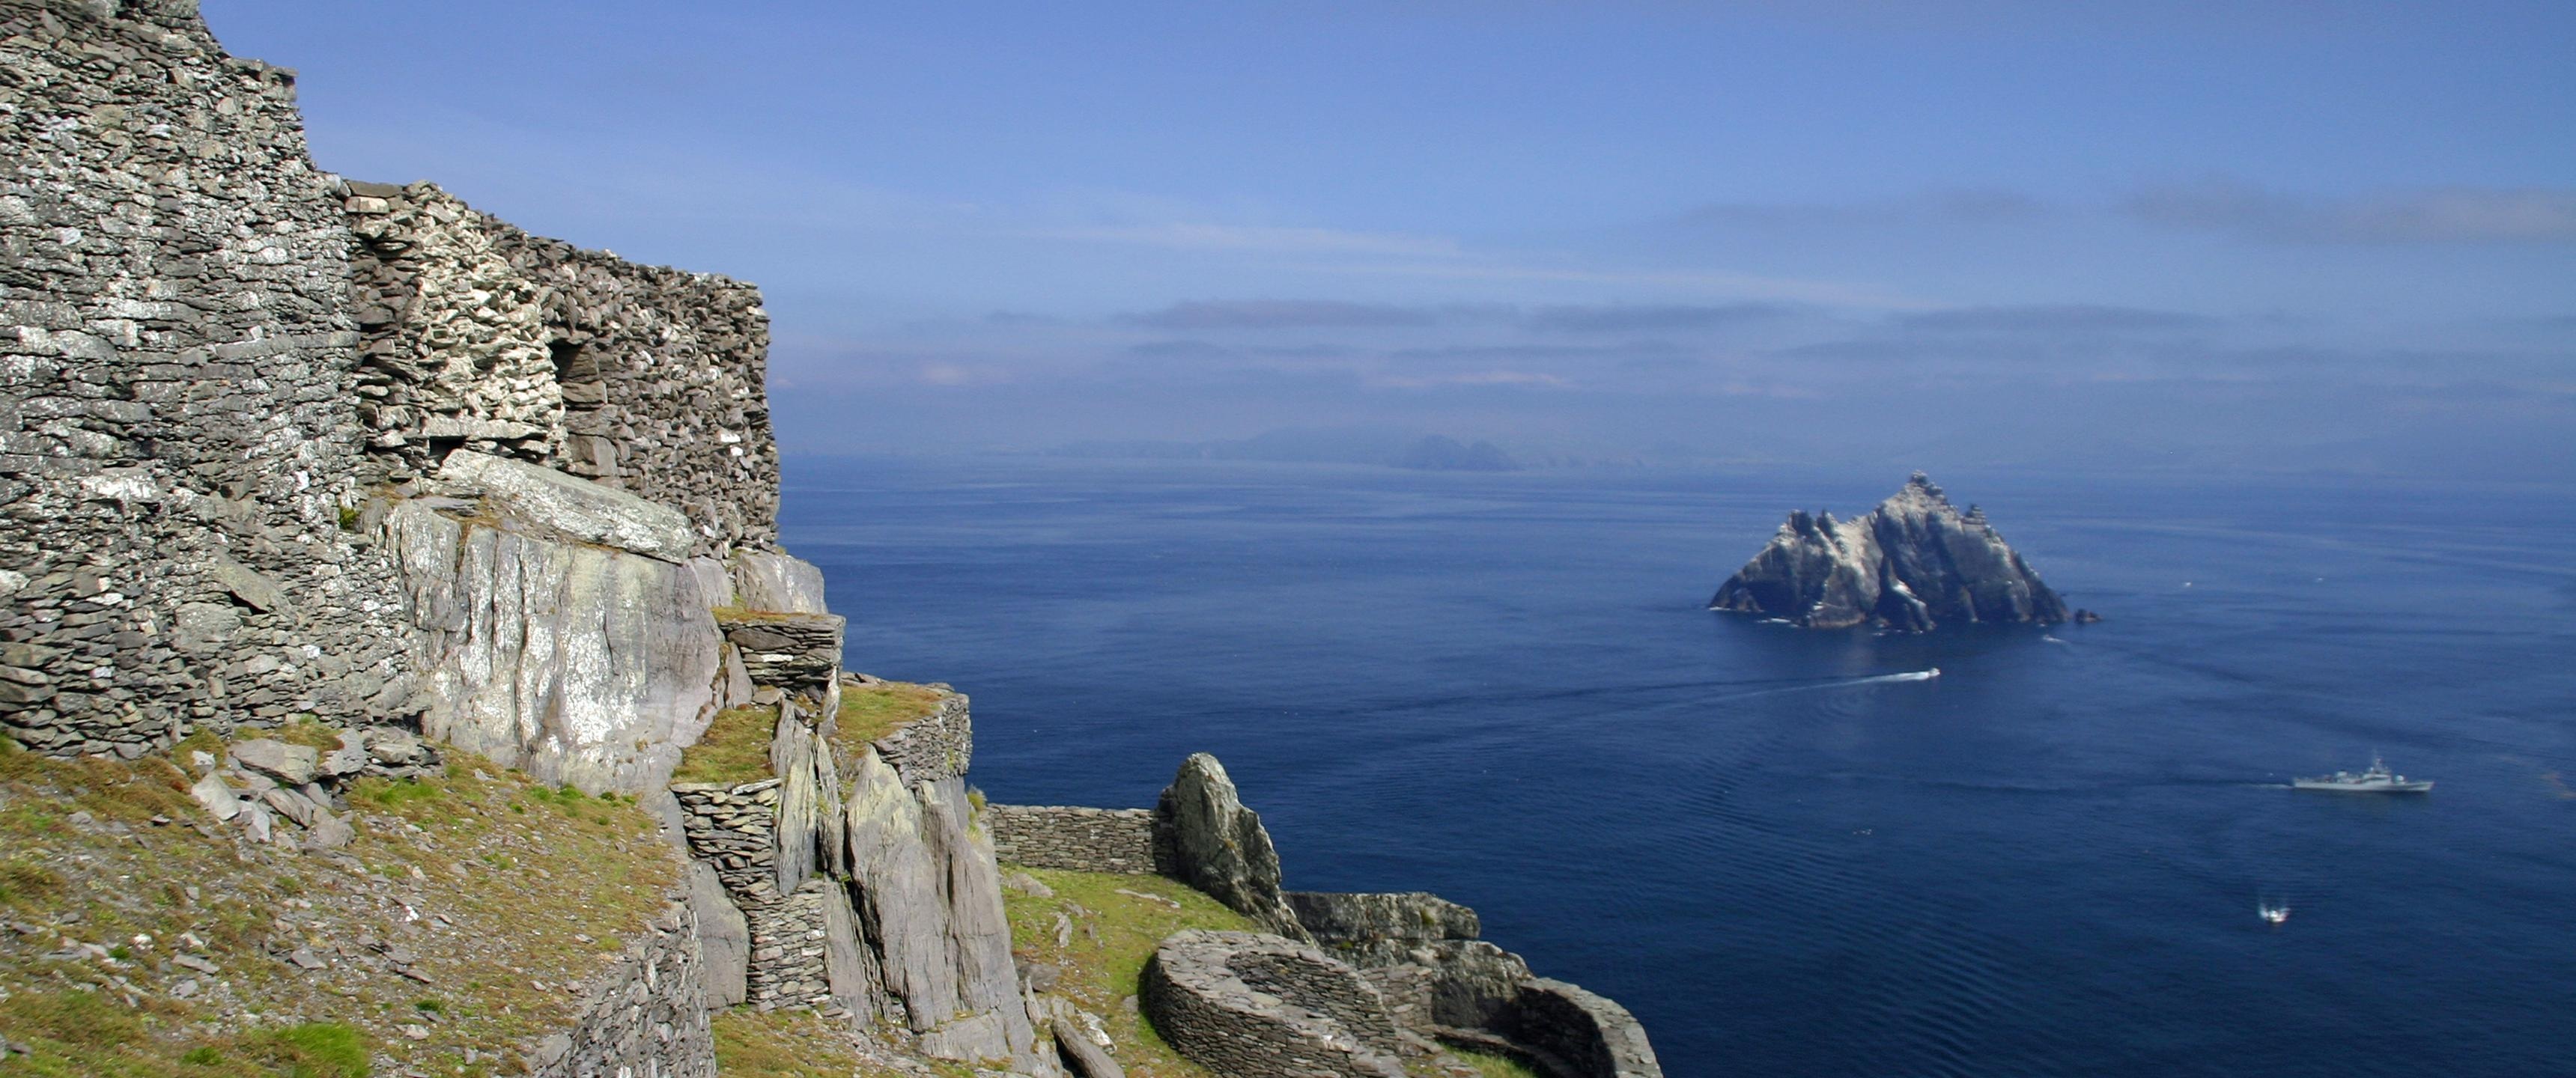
[187,728,439,852]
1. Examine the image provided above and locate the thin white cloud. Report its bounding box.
[1333,258,1939,311]
[2126,180,2576,245]
[1368,370,1572,389]
[1032,222,1462,258]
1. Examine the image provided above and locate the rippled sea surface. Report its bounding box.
[780,456,2576,1078]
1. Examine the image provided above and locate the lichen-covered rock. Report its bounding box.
[437,449,696,561]
[1289,892,1480,945]
[686,862,750,1008]
[385,500,720,794]
[840,746,1042,1068]
[732,550,829,614]
[1711,472,2071,630]
[1155,754,1307,940]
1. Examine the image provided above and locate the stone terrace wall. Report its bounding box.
[0,0,416,755]
[1491,979,1663,1078]
[869,689,972,785]
[1140,930,1409,1078]
[720,612,842,699]
[744,878,836,1013]
[529,896,716,1078]
[673,779,782,903]
[987,804,1167,875]
[344,182,777,554]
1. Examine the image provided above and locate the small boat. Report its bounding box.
[2292,754,2431,794]
[2258,902,2291,925]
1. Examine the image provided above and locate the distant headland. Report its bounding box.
[1711,472,2085,630]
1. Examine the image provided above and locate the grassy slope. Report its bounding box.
[833,680,950,751]
[672,705,780,786]
[708,1008,859,1077]
[997,867,1254,1078]
[995,867,1541,1078]
[0,732,677,1077]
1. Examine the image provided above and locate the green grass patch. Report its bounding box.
[707,606,816,624]
[273,717,347,752]
[240,1023,369,1078]
[0,854,64,910]
[710,1006,866,1077]
[1448,1049,1543,1078]
[672,704,778,785]
[0,993,368,1078]
[999,867,1256,1077]
[353,776,445,810]
[834,680,948,751]
[0,737,676,1078]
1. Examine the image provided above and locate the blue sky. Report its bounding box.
[206,1,2574,475]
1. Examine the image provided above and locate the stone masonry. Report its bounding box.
[1140,930,1409,1078]
[985,805,1167,875]
[0,0,417,756]
[720,611,842,701]
[0,0,783,762]
[526,896,717,1078]
[869,687,972,785]
[344,180,777,555]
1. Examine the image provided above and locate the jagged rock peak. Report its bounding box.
[1710,473,2074,631]
[1155,754,1310,941]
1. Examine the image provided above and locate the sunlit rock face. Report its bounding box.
[383,495,724,794]
[1711,472,2071,631]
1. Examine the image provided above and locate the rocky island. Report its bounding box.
[1711,472,2076,630]
[0,3,1654,1077]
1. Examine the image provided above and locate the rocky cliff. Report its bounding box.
[1,3,1662,1076]
[1711,472,2073,630]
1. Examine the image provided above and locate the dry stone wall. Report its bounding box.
[341,182,558,467]
[720,612,842,700]
[0,0,786,762]
[987,804,1164,874]
[744,877,836,1013]
[527,896,717,1078]
[0,0,416,756]
[344,181,776,554]
[869,687,972,785]
[1140,930,1409,1078]
[673,779,783,904]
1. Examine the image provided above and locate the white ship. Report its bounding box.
[2292,755,2431,794]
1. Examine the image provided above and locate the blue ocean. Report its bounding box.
[780,456,2576,1078]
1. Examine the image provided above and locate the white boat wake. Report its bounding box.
[1689,668,1945,706]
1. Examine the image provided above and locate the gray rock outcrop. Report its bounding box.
[1155,753,1308,940]
[841,745,1046,1069]
[1289,891,1480,945]
[685,862,751,1008]
[731,549,829,614]
[384,498,722,794]
[436,449,696,561]
[1711,472,2071,630]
